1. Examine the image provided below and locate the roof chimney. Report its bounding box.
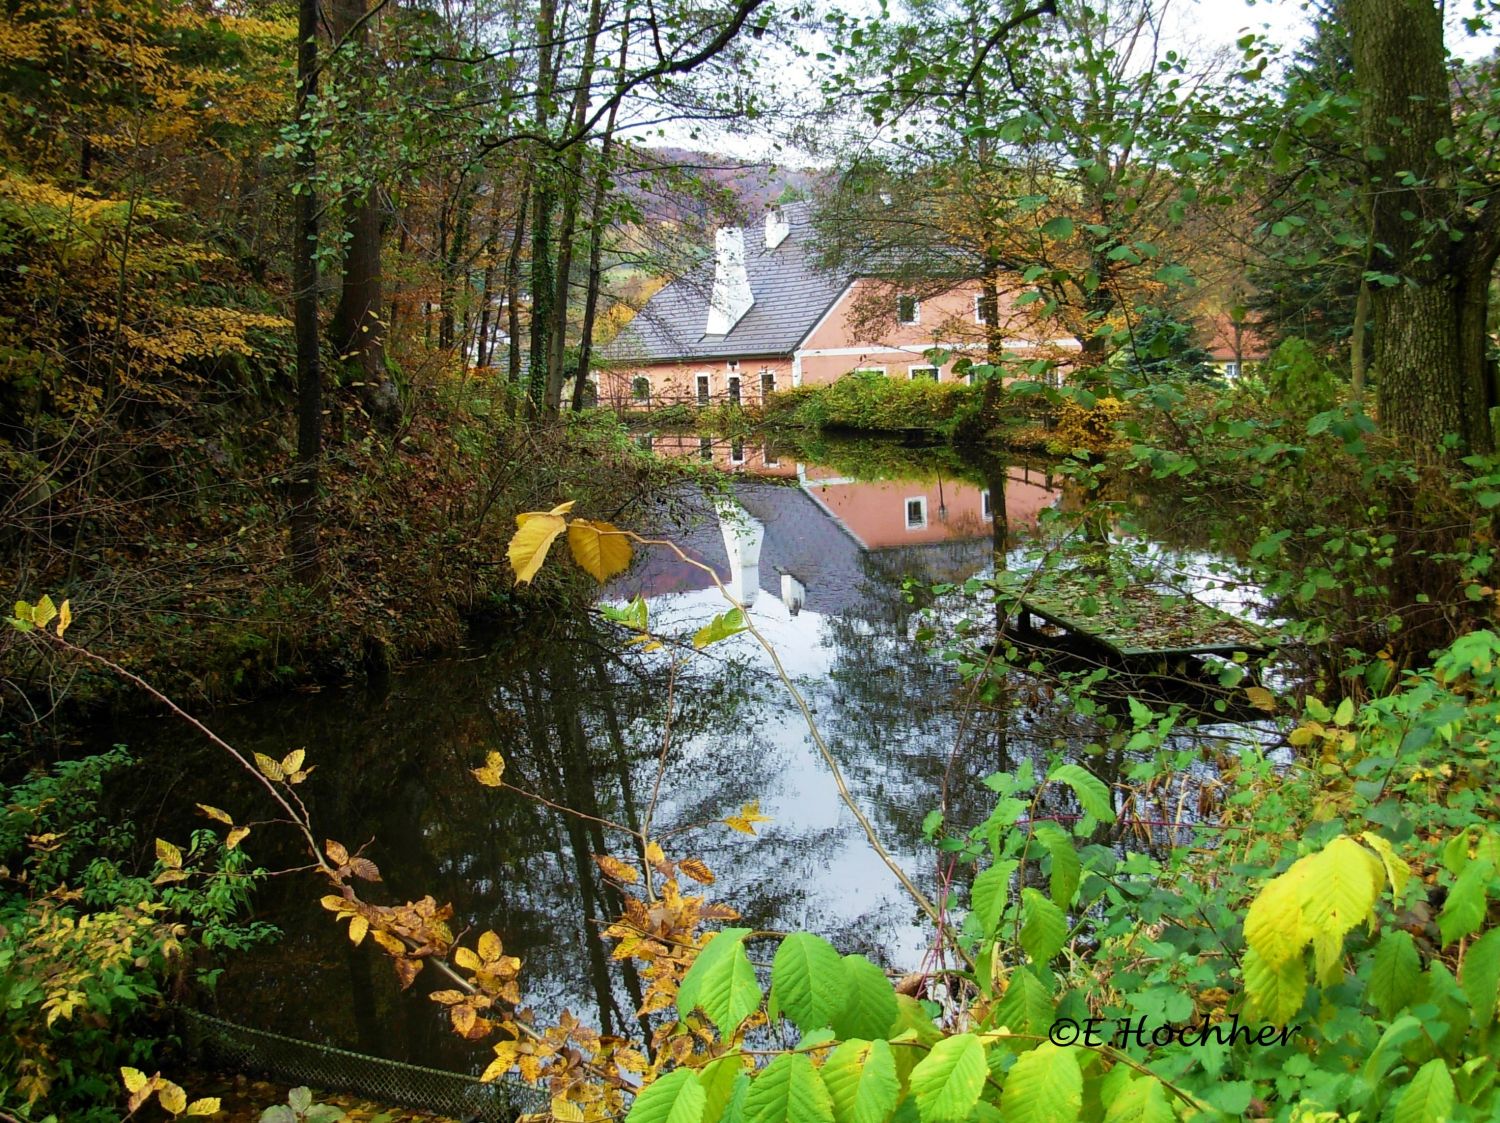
[705,227,753,335]
[765,207,790,250]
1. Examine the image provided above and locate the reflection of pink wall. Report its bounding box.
[804,470,1057,550]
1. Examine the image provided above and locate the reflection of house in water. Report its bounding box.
[617,458,1060,619]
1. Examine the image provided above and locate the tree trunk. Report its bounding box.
[327,0,398,429]
[290,0,322,583]
[1350,0,1495,454]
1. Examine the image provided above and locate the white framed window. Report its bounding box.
[905,496,928,529]
[728,375,742,405]
[981,490,992,519]
[1223,361,1241,378]
[908,365,939,382]
[974,294,991,325]
[763,442,779,468]
[696,374,710,405]
[852,366,887,377]
[760,369,775,396]
[897,295,919,325]
[730,440,745,464]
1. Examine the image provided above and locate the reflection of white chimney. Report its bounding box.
[765,208,789,250]
[780,573,805,616]
[705,228,753,335]
[716,501,764,607]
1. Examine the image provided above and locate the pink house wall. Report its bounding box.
[804,469,1058,550]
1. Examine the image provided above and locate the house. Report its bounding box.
[1202,315,1269,379]
[594,202,1067,408]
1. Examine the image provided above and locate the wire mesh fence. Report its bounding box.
[177,1007,546,1122]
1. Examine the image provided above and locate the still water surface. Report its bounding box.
[114,440,1259,1073]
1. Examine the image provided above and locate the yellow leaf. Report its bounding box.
[553,1097,586,1122]
[185,1098,222,1116]
[372,929,406,956]
[724,800,772,836]
[548,500,577,517]
[478,930,503,962]
[508,513,568,584]
[121,1068,149,1094]
[225,826,250,850]
[1245,686,1276,713]
[32,594,57,628]
[594,854,640,883]
[196,804,233,825]
[679,857,715,885]
[349,915,369,946]
[567,519,634,583]
[154,869,190,886]
[320,894,348,911]
[1360,830,1411,900]
[455,946,483,972]
[451,1003,478,1036]
[1243,854,1314,968]
[56,598,72,638]
[281,749,306,774]
[430,989,467,1005]
[1303,836,1379,940]
[253,752,285,781]
[159,1082,187,1115]
[326,839,350,865]
[155,838,183,869]
[472,751,506,787]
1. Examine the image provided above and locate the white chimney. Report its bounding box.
[705,227,753,335]
[780,573,805,616]
[765,208,790,250]
[716,500,764,608]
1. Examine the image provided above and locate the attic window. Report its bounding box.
[897,295,919,325]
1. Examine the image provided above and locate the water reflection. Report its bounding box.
[106,439,1263,1078]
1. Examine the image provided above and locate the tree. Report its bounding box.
[1349,0,1499,454]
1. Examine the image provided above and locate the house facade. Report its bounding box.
[595,202,1068,409]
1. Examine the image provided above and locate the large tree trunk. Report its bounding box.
[1350,0,1495,454]
[327,0,399,429]
[290,0,322,582]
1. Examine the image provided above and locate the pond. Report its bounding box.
[106,437,1272,1077]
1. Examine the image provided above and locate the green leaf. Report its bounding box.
[1102,1075,1173,1123]
[1020,888,1068,964]
[1040,216,1075,240]
[907,1034,987,1123]
[1046,764,1114,822]
[991,965,1053,1034]
[1303,836,1380,940]
[999,1044,1082,1123]
[771,933,846,1032]
[743,1054,834,1123]
[1459,927,1500,1027]
[970,860,1016,937]
[1438,858,1493,945]
[626,1069,709,1123]
[694,608,748,649]
[1243,946,1306,1026]
[678,928,762,1032]
[1367,930,1421,1020]
[701,1056,747,1123]
[1392,1058,1454,1123]
[822,1039,900,1123]
[1031,823,1080,908]
[830,955,899,1041]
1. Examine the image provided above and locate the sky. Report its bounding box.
[633,0,1500,164]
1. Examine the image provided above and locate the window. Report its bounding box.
[728,375,741,405]
[905,497,928,529]
[760,369,776,397]
[696,374,710,406]
[974,294,991,325]
[908,365,939,382]
[637,433,654,452]
[631,376,651,402]
[897,295,919,325]
[730,440,745,464]
[852,366,887,377]
[699,437,713,462]
[1223,361,1241,378]
[763,442,779,468]
[981,490,992,519]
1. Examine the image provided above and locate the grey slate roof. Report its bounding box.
[600,202,850,364]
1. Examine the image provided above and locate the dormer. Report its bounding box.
[705,227,753,335]
[765,207,790,250]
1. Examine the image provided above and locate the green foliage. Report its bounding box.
[258,1086,347,1123]
[1262,336,1343,416]
[0,749,275,1119]
[761,373,976,436]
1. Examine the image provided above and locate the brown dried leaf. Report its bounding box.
[325,839,350,866]
[678,858,715,885]
[594,854,640,884]
[253,752,284,782]
[348,857,382,882]
[395,957,423,990]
